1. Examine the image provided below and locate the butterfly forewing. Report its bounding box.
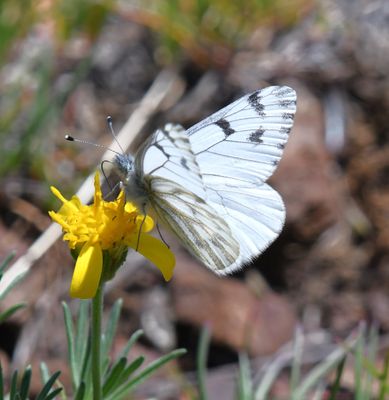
[136,124,206,201]
[187,86,296,183]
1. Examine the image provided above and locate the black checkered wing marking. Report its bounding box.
[187,86,296,184]
[136,123,207,200]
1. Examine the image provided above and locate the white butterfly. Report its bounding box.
[113,86,296,274]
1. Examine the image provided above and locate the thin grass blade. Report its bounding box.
[0,252,15,275]
[102,357,127,397]
[197,325,211,400]
[74,381,86,400]
[102,299,122,358]
[36,371,61,400]
[44,387,63,400]
[118,329,144,359]
[19,365,32,400]
[0,303,26,324]
[237,353,253,400]
[0,271,27,301]
[39,362,51,385]
[75,300,89,367]
[9,370,18,400]
[116,356,145,387]
[107,349,186,400]
[294,339,355,398]
[0,363,3,398]
[62,302,78,388]
[328,356,346,400]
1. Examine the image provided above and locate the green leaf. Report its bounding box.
[378,351,389,400]
[62,302,78,388]
[117,356,145,387]
[73,383,86,400]
[74,381,86,400]
[363,324,379,400]
[103,357,127,397]
[0,303,26,324]
[0,271,28,302]
[102,299,122,360]
[0,363,4,398]
[0,252,15,275]
[107,349,186,400]
[39,362,51,385]
[75,300,89,367]
[328,356,346,400]
[19,365,32,400]
[355,324,366,400]
[294,340,355,398]
[197,326,211,400]
[9,370,18,400]
[290,327,304,397]
[118,329,144,359]
[36,371,61,400]
[44,387,63,400]
[78,333,92,385]
[237,353,253,400]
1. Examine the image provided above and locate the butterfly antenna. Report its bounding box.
[65,134,121,156]
[106,116,126,155]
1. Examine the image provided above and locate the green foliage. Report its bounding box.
[62,299,186,399]
[0,0,113,186]
[196,324,211,400]
[0,364,62,399]
[0,253,26,323]
[196,324,389,400]
[132,0,309,66]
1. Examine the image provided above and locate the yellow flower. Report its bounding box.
[49,172,175,299]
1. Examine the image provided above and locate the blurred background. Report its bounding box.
[0,0,388,398]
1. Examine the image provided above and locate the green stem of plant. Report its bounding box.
[91,283,104,400]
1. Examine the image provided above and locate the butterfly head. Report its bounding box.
[113,153,134,181]
[113,153,149,212]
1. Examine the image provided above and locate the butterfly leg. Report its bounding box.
[135,202,148,251]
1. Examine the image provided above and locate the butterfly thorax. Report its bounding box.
[113,154,149,212]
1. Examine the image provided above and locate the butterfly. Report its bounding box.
[113,86,297,274]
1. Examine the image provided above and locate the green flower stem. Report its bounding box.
[91,283,104,400]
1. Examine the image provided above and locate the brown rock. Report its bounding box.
[273,83,342,238]
[171,251,296,356]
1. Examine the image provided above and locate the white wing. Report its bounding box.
[187,86,296,183]
[135,124,240,272]
[136,123,206,200]
[146,176,240,272]
[186,86,297,271]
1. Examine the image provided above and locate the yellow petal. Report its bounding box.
[124,202,137,213]
[130,234,175,281]
[70,243,103,299]
[124,203,154,232]
[139,215,154,232]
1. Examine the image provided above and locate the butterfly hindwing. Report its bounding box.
[145,175,240,272]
